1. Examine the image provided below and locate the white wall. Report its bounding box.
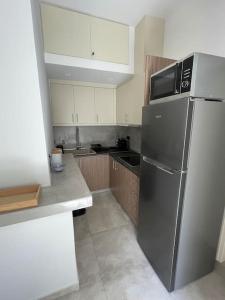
[163,0,225,59]
[0,213,78,300]
[0,0,51,188]
[163,0,225,263]
[31,0,53,154]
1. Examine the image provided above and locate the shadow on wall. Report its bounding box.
[0,157,51,189]
[117,126,142,153]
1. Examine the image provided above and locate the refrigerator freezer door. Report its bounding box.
[138,158,186,291]
[142,98,190,171]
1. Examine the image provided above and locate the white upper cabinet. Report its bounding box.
[95,88,115,124]
[49,82,116,126]
[50,83,74,125]
[41,4,91,59]
[91,17,129,64]
[41,4,129,65]
[74,86,95,124]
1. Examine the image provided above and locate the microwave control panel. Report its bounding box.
[181,55,194,93]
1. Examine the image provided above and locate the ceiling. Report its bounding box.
[46,63,132,86]
[40,0,176,26]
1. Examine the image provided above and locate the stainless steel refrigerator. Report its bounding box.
[138,97,225,291]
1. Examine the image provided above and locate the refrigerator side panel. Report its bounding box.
[174,100,225,289]
[191,53,225,100]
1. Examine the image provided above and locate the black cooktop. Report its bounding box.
[91,144,128,154]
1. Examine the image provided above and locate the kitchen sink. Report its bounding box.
[73,148,96,157]
[119,155,140,167]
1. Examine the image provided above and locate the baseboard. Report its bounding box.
[91,188,111,195]
[40,283,79,300]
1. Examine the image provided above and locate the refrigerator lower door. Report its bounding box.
[138,157,186,291]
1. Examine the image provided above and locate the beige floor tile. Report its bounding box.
[73,215,90,242]
[76,237,100,288]
[87,192,129,234]
[71,191,225,300]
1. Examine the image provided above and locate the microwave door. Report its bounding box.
[151,63,181,100]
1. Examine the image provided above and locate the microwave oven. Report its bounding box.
[150,53,225,101]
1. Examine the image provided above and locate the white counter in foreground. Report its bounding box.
[0,154,92,300]
[0,154,92,227]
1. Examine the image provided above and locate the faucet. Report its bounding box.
[75,126,82,149]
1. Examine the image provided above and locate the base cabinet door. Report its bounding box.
[123,167,139,225]
[95,155,109,190]
[110,158,140,225]
[79,155,109,191]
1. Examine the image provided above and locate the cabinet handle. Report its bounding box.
[72,113,74,123]
[96,114,99,123]
[76,113,79,123]
[92,51,95,56]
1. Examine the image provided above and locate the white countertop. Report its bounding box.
[0,154,92,227]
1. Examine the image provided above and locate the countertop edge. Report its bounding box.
[0,154,92,227]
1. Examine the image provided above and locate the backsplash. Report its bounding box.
[117,126,142,153]
[54,126,118,147]
[53,126,142,153]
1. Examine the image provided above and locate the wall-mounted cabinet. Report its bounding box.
[51,83,74,126]
[74,86,95,124]
[41,5,91,59]
[91,17,129,64]
[94,88,115,124]
[50,82,116,126]
[116,16,175,125]
[41,4,129,65]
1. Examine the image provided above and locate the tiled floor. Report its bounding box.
[58,191,225,300]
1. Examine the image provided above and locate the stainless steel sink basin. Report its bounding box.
[73,148,96,157]
[119,155,140,167]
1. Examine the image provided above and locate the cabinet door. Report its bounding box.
[95,88,115,124]
[50,83,74,125]
[74,86,95,124]
[116,81,136,125]
[41,4,91,59]
[79,155,109,191]
[91,17,129,64]
[95,155,110,190]
[125,169,140,225]
[110,158,118,198]
[79,156,96,191]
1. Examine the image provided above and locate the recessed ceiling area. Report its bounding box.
[40,0,177,26]
[46,63,132,86]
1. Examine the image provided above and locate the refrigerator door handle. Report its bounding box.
[142,156,181,175]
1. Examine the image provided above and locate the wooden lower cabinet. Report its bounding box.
[78,154,109,191]
[110,157,139,225]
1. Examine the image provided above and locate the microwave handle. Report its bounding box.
[174,62,182,94]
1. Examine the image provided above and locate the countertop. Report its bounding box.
[0,154,92,227]
[109,151,140,177]
[72,147,140,177]
[73,149,141,177]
